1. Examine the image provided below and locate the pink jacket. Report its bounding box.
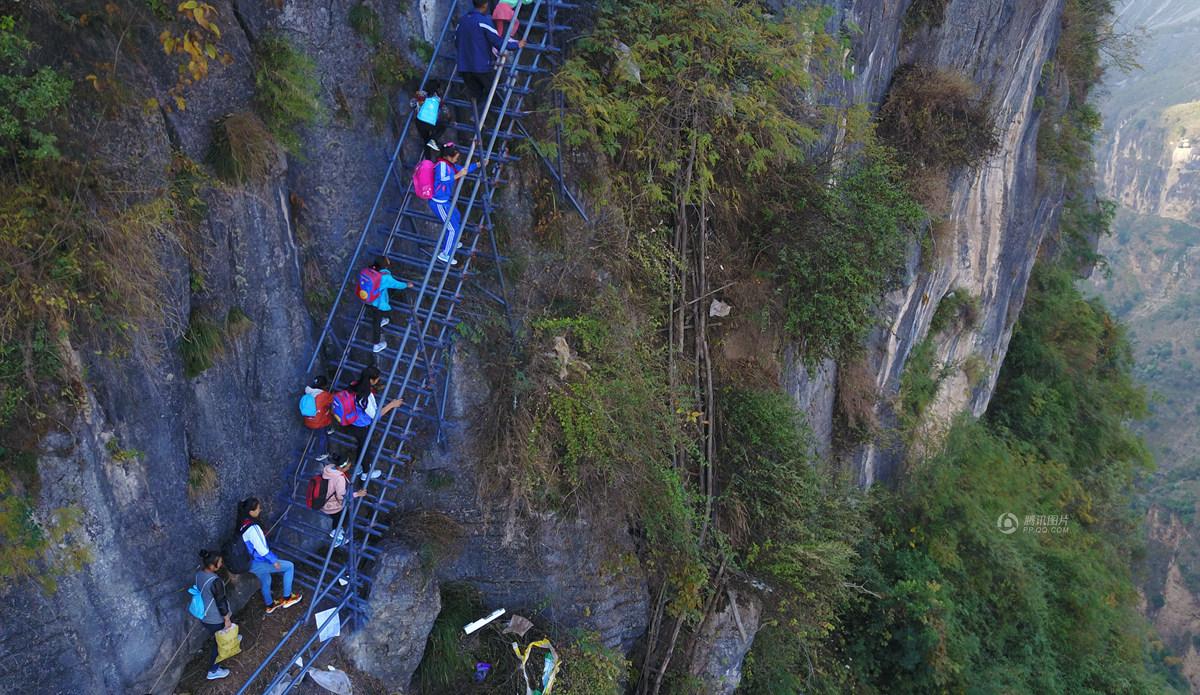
[321,465,350,515]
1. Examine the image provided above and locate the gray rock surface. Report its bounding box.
[686,590,763,695]
[394,348,652,655]
[0,0,1088,692]
[343,542,440,686]
[849,0,1071,483]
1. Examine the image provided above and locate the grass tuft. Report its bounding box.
[187,458,219,500]
[253,35,322,153]
[181,311,224,378]
[414,583,482,692]
[209,111,279,183]
[348,4,382,45]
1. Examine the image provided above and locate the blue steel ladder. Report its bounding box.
[233,2,583,692]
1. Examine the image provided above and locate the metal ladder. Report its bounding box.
[234,1,582,692]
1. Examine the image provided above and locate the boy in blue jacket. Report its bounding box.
[456,0,525,118]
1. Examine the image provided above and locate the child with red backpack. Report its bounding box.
[331,366,404,473]
[308,453,368,548]
[299,375,334,461]
[356,255,409,354]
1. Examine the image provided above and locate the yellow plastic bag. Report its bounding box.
[215,623,241,662]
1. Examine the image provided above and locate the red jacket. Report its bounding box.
[304,389,333,429]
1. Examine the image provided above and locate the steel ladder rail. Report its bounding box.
[234,2,564,692]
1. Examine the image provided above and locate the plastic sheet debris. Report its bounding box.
[464,607,505,635]
[503,614,534,638]
[315,606,342,642]
[709,299,732,317]
[612,40,641,84]
[512,639,560,695]
[310,666,354,695]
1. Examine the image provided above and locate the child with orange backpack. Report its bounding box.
[299,375,334,461]
[356,255,409,354]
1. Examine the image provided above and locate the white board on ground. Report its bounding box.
[315,606,342,641]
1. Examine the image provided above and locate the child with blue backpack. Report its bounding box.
[410,80,453,149]
[190,549,234,680]
[356,255,409,354]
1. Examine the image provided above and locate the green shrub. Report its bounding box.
[829,258,1170,693]
[410,37,434,63]
[0,471,89,593]
[181,311,223,378]
[775,145,926,364]
[928,289,980,334]
[878,64,999,173]
[720,389,863,641]
[105,438,143,462]
[0,15,72,161]
[556,631,629,695]
[367,45,416,128]
[348,4,381,45]
[904,0,950,33]
[414,583,482,692]
[253,35,322,153]
[898,337,948,428]
[208,111,279,183]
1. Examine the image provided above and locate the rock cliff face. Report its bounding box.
[783,0,1072,485]
[0,0,1085,693]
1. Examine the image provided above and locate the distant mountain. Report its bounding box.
[1093,1,1200,689]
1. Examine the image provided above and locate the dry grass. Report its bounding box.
[878,65,999,173]
[835,356,880,447]
[187,458,219,500]
[209,111,280,184]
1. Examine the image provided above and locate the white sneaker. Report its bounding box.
[207,667,231,680]
[372,341,387,353]
[456,242,463,249]
[316,453,329,461]
[329,528,346,548]
[436,252,452,264]
[360,469,383,482]
[380,318,390,327]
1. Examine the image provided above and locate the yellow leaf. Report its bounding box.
[85,74,100,90]
[144,97,160,110]
[174,95,187,111]
[219,53,234,66]
[178,0,198,10]
[208,23,221,39]
[204,43,217,59]
[193,7,204,22]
